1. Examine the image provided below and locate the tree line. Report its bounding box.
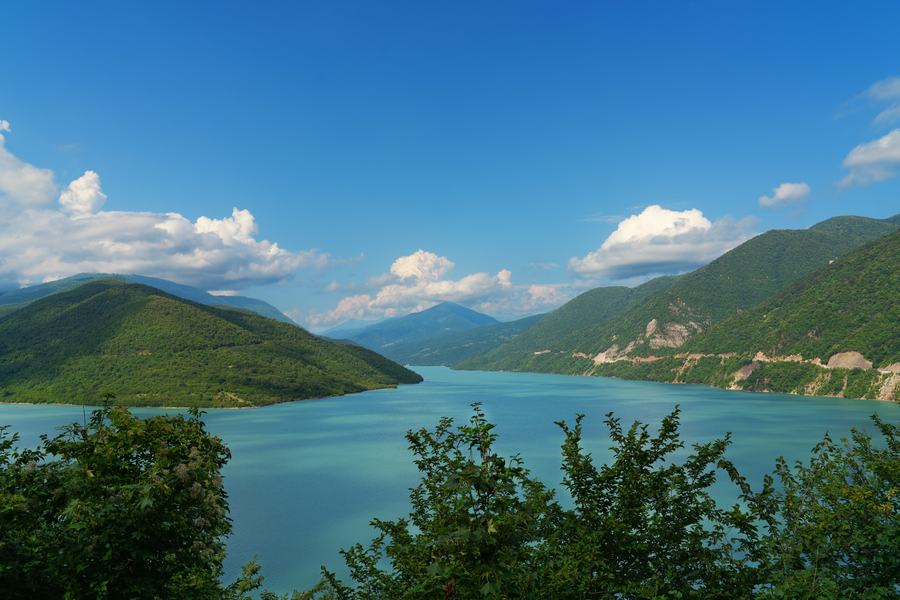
[1,398,898,599]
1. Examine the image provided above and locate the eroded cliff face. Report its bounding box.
[574,343,900,401]
[588,318,705,364]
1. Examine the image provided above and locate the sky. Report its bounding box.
[2,1,899,332]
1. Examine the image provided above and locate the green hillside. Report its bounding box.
[383,313,546,366]
[587,228,900,400]
[460,214,900,374]
[0,280,422,407]
[686,227,900,367]
[457,276,678,371]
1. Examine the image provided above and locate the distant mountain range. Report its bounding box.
[0,273,295,324]
[0,279,421,407]
[336,302,499,351]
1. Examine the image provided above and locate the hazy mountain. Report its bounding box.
[0,279,421,407]
[0,273,295,324]
[322,317,388,336]
[383,313,547,366]
[345,302,499,352]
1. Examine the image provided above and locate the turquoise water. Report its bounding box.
[2,367,898,595]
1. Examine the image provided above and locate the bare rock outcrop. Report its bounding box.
[826,351,872,370]
[732,361,761,382]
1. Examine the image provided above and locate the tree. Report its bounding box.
[757,415,900,599]
[0,400,262,599]
[322,404,555,599]
[542,407,770,598]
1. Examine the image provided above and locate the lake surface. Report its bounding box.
[2,367,898,595]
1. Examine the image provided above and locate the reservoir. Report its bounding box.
[2,366,898,595]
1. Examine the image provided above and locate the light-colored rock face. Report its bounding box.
[732,361,761,381]
[826,351,872,370]
[593,344,623,364]
[648,322,700,349]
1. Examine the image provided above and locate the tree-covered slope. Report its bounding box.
[460,214,900,374]
[584,227,900,400]
[686,227,900,368]
[0,280,422,407]
[347,302,499,352]
[382,313,546,366]
[457,276,679,371]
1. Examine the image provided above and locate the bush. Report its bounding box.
[0,399,262,599]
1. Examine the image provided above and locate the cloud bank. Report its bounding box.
[0,123,342,293]
[568,205,757,280]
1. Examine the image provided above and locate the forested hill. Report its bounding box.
[586,226,900,400]
[458,213,900,374]
[685,226,900,367]
[0,280,422,407]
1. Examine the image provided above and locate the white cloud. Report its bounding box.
[390,249,454,281]
[568,205,757,280]
[300,250,572,329]
[59,171,107,216]
[0,129,347,292]
[837,128,900,189]
[0,128,58,208]
[864,76,900,125]
[758,182,811,209]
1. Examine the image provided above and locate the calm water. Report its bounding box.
[2,367,898,595]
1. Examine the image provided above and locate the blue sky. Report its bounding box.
[2,1,899,331]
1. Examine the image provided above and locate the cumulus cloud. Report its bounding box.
[837,129,900,189]
[758,182,811,209]
[0,126,346,291]
[300,250,572,329]
[59,171,107,215]
[391,249,454,281]
[568,205,757,280]
[0,127,58,208]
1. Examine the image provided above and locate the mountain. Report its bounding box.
[322,317,388,337]
[458,214,900,374]
[345,302,499,352]
[589,227,900,400]
[382,313,547,366]
[0,273,295,324]
[0,279,422,407]
[457,276,679,371]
